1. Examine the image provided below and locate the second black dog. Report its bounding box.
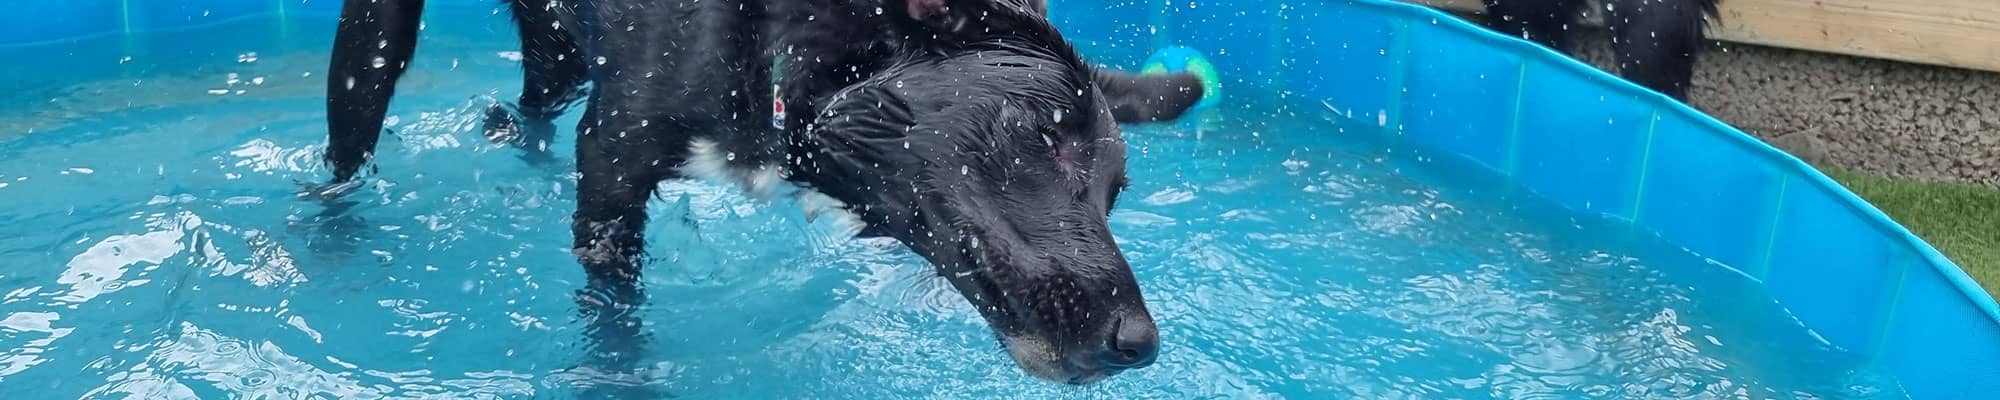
[1481,0,1721,100]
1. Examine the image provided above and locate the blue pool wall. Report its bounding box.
[7,0,1997,396]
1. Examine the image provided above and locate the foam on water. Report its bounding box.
[0,16,1908,399]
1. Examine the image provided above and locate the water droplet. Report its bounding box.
[595,56,608,65]
[371,57,388,68]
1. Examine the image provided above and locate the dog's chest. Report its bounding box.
[681,139,864,235]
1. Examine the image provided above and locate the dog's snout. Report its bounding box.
[1096,313,1158,369]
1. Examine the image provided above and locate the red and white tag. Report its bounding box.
[771,84,786,129]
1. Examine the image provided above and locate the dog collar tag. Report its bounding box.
[771,55,786,129]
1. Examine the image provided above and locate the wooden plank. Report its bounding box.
[1711,0,2000,73]
[1398,0,2000,73]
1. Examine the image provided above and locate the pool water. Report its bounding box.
[0,16,1910,399]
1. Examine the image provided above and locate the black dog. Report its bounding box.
[1481,0,1720,100]
[778,0,1165,383]
[322,0,1201,384]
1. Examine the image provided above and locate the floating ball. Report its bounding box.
[1141,46,1221,111]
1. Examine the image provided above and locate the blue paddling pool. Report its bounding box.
[0,0,1993,398]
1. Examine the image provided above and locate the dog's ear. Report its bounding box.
[891,0,972,34]
[889,0,1040,36]
[904,0,950,20]
[1094,70,1206,123]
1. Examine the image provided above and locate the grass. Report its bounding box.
[1824,170,2000,298]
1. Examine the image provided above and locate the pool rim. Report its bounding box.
[1331,0,1999,326]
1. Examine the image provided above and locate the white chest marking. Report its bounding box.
[681,139,865,235]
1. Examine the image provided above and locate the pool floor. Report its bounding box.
[0,16,1908,399]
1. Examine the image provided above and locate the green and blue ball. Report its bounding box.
[1140,46,1221,111]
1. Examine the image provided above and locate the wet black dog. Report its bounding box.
[778,0,1164,383]
[322,0,1200,384]
[1480,0,1720,99]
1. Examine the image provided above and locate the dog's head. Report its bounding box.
[787,0,1156,384]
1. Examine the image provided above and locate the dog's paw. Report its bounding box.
[482,102,556,146]
[295,174,368,201]
[483,103,525,143]
[484,102,562,168]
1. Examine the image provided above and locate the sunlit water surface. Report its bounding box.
[0,15,1907,399]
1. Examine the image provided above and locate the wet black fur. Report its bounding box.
[321,0,1193,386]
[1481,0,1721,99]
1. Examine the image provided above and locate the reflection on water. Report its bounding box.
[0,16,1908,400]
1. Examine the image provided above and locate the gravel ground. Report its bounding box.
[1558,31,2000,188]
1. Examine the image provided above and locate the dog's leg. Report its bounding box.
[1094,70,1206,123]
[571,120,661,286]
[568,112,663,385]
[569,147,663,397]
[1482,0,1580,52]
[564,1,709,388]
[325,0,425,183]
[1604,0,1717,100]
[570,0,733,296]
[485,0,588,159]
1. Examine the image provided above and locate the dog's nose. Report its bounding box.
[1097,314,1158,369]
